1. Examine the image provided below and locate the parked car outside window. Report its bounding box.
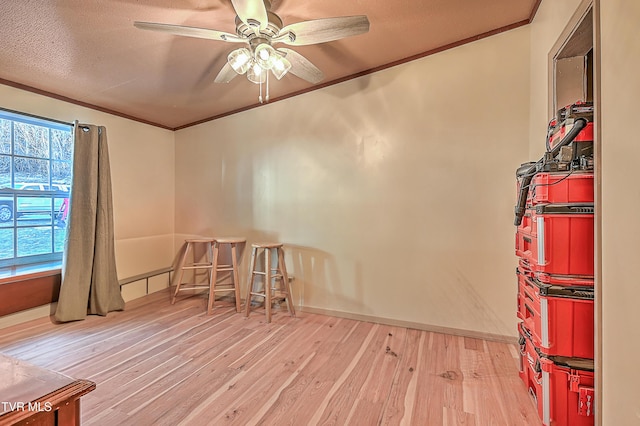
[0,183,69,222]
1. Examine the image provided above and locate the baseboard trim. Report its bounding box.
[0,303,57,330]
[298,306,517,344]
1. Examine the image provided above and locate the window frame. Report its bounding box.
[0,108,73,269]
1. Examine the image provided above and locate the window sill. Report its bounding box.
[0,263,62,317]
[0,262,62,286]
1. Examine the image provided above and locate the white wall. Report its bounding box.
[175,27,531,338]
[0,84,176,306]
[599,0,640,423]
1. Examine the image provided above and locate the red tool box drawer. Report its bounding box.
[516,269,594,359]
[515,204,594,276]
[528,172,593,205]
[518,259,594,287]
[518,323,595,426]
[538,356,595,426]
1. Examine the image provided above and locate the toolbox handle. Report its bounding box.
[522,236,532,256]
[532,356,542,384]
[534,370,542,385]
[525,304,535,320]
[523,275,536,290]
[518,335,526,356]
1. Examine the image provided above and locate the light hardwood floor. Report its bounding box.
[0,290,539,425]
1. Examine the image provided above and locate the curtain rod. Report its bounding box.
[0,106,73,127]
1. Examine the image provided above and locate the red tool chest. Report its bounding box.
[515,102,595,425]
[517,268,594,359]
[528,172,594,205]
[515,204,594,276]
[518,323,595,426]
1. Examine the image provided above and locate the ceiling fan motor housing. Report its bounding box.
[235,12,283,39]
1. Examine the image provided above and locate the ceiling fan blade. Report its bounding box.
[230,0,269,30]
[277,48,324,84]
[214,62,239,83]
[274,16,369,46]
[134,21,245,43]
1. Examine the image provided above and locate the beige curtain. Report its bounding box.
[54,123,124,322]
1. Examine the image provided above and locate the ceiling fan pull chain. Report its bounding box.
[266,71,270,102]
[259,78,263,104]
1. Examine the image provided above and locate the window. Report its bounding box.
[0,109,73,268]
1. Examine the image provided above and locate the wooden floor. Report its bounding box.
[0,290,539,425]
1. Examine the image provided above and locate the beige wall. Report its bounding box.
[0,84,176,305]
[528,0,584,160]
[1,1,634,421]
[599,0,640,423]
[175,27,531,338]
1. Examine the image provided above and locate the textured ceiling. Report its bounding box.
[0,0,539,130]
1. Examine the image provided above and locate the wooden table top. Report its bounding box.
[0,353,95,423]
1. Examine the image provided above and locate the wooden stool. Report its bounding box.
[245,242,295,323]
[208,237,246,315]
[171,238,215,305]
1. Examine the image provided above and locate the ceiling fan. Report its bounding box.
[134,0,370,102]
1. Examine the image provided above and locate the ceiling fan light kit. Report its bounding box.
[247,62,266,84]
[228,48,252,74]
[254,42,277,69]
[134,0,369,103]
[271,55,292,80]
